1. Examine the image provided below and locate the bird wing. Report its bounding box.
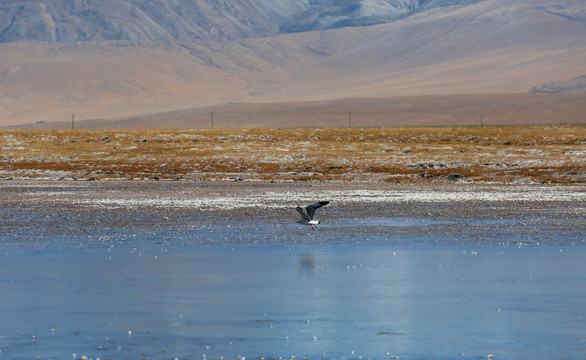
[306,201,330,220]
[296,206,310,222]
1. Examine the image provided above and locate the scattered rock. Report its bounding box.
[407,164,425,169]
[447,173,466,181]
[417,172,433,179]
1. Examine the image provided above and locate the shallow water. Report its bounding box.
[1,182,585,360]
[2,238,585,359]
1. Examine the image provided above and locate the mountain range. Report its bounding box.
[1,0,585,127]
[0,0,487,42]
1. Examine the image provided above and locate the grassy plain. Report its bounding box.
[1,126,584,183]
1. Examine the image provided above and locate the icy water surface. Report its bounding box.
[0,182,585,360]
[2,239,586,359]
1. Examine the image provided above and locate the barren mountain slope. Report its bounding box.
[0,0,295,42]
[0,0,459,42]
[1,0,585,126]
[257,0,586,100]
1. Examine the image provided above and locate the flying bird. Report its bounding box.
[296,201,330,229]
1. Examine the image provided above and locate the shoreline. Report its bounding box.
[2,180,584,247]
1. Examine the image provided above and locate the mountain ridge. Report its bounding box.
[1,0,586,126]
[0,0,495,43]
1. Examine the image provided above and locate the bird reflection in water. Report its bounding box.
[298,252,318,276]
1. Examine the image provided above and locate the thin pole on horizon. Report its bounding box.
[480,110,483,128]
[71,113,74,130]
[349,111,352,128]
[210,112,214,129]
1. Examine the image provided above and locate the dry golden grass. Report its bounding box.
[1,126,584,183]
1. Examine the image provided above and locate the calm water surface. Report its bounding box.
[1,220,585,360]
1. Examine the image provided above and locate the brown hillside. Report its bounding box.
[15,93,586,129]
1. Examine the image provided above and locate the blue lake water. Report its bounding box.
[1,236,585,360]
[1,182,585,360]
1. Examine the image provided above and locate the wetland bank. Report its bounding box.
[1,126,585,360]
[1,126,584,183]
